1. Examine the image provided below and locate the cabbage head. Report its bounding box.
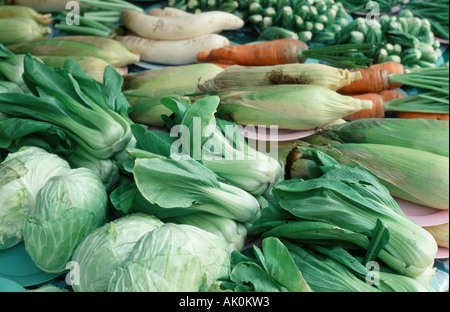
[0,146,71,250]
[22,167,108,273]
[71,213,164,292]
[108,223,231,292]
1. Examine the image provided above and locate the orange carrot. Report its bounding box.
[396,112,450,120]
[197,38,309,66]
[344,93,385,120]
[378,90,406,102]
[371,61,405,89]
[338,68,389,94]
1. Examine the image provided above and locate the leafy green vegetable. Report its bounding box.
[220,237,312,292]
[108,223,231,292]
[0,146,71,250]
[0,54,132,160]
[23,167,108,273]
[71,213,163,292]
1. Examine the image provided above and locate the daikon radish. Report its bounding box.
[113,34,231,65]
[120,9,244,41]
[146,7,193,18]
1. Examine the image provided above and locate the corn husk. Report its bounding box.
[0,17,51,46]
[423,222,449,248]
[4,0,82,13]
[0,5,53,24]
[40,56,126,83]
[298,143,449,210]
[197,63,363,92]
[7,36,140,67]
[215,85,372,130]
[123,63,224,91]
[124,89,177,126]
[316,118,450,157]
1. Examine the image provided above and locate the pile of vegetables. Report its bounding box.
[336,11,442,69]
[0,0,448,294]
[168,0,350,44]
[114,8,244,65]
[0,5,52,45]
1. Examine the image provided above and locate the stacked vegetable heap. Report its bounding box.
[0,0,449,293]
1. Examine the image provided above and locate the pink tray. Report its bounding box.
[395,197,449,227]
[436,247,449,259]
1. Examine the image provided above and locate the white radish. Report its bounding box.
[120,9,244,41]
[113,34,231,65]
[146,7,193,18]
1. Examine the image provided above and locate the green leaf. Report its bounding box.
[131,124,175,157]
[262,237,312,292]
[180,95,220,159]
[364,219,390,265]
[230,262,285,292]
[133,158,220,209]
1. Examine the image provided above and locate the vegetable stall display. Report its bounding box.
[0,0,448,294]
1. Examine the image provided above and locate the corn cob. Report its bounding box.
[0,17,51,46]
[0,4,53,24]
[40,56,127,83]
[197,63,362,92]
[423,222,449,249]
[297,143,449,210]
[316,118,449,157]
[7,36,139,67]
[123,63,223,91]
[215,84,372,130]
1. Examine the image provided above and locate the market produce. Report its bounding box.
[0,43,28,91]
[335,13,442,69]
[218,237,313,292]
[214,84,372,130]
[253,153,438,282]
[0,146,71,250]
[197,38,378,68]
[120,9,244,40]
[0,80,22,92]
[0,54,132,160]
[7,35,140,67]
[196,63,363,92]
[154,95,284,196]
[123,63,223,91]
[114,34,231,65]
[423,223,449,249]
[284,242,435,292]
[132,157,261,222]
[403,0,449,40]
[289,143,449,210]
[22,167,108,273]
[107,223,231,292]
[168,0,350,45]
[40,55,127,83]
[147,6,192,18]
[71,213,164,292]
[0,17,51,46]
[339,0,403,13]
[165,212,248,253]
[313,118,449,157]
[0,4,53,24]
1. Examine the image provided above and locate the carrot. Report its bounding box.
[197,38,310,66]
[371,61,405,89]
[344,93,385,120]
[396,112,450,120]
[378,90,406,102]
[338,68,390,94]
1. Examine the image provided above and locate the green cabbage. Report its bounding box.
[22,167,108,273]
[0,146,71,250]
[108,223,231,292]
[71,213,163,292]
